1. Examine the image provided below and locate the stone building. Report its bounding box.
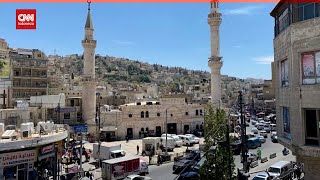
[99,98,204,141]
[10,48,48,106]
[271,2,320,179]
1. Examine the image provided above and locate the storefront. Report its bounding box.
[35,144,57,179]
[0,149,37,180]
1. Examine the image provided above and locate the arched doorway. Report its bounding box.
[127,128,133,139]
[184,125,189,134]
[156,126,161,137]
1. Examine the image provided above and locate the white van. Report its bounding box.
[177,135,195,146]
[171,135,183,147]
[268,161,293,179]
[161,134,176,138]
[271,124,277,131]
[160,137,175,151]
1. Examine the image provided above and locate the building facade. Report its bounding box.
[99,98,204,141]
[271,2,320,179]
[10,49,48,106]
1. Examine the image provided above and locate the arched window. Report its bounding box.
[146,111,149,118]
[141,111,144,118]
[196,110,199,116]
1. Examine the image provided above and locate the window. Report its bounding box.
[157,113,160,117]
[280,59,289,87]
[128,114,132,118]
[171,114,173,117]
[283,107,291,140]
[298,3,317,21]
[141,111,144,118]
[200,110,203,116]
[302,52,320,84]
[196,110,199,116]
[146,111,149,118]
[185,112,189,116]
[64,113,71,120]
[305,109,319,146]
[278,8,289,33]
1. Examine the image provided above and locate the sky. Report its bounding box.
[0,2,277,79]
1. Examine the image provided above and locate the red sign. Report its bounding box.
[16,9,36,30]
[41,144,54,154]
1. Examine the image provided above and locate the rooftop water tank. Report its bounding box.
[20,123,30,132]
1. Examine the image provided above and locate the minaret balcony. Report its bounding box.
[82,40,97,44]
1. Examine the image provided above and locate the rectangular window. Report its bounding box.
[302,51,320,84]
[298,3,317,22]
[283,107,291,140]
[64,113,71,120]
[279,8,289,32]
[281,59,289,87]
[305,109,319,146]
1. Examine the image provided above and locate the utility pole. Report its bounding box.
[226,123,232,179]
[165,109,168,156]
[2,90,6,109]
[79,133,84,177]
[239,90,248,173]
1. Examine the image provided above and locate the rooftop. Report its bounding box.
[0,124,69,152]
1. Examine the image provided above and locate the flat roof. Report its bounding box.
[102,155,139,164]
[270,160,291,168]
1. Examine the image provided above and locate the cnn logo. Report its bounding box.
[16,9,36,30]
[17,14,34,22]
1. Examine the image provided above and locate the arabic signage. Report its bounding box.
[72,124,88,133]
[55,107,76,113]
[0,149,36,167]
[40,144,54,155]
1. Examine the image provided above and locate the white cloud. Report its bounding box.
[112,40,135,46]
[253,55,274,64]
[232,45,241,48]
[222,6,264,15]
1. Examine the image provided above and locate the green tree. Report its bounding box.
[200,105,236,180]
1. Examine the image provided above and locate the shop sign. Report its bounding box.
[40,144,54,155]
[0,149,36,167]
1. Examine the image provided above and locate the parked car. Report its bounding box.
[264,125,271,133]
[247,137,262,149]
[251,127,259,134]
[252,172,270,180]
[258,135,266,143]
[267,161,293,179]
[172,135,183,147]
[251,120,257,125]
[246,122,250,127]
[185,134,200,144]
[260,130,268,138]
[271,135,278,143]
[231,141,241,155]
[270,124,277,131]
[173,159,195,174]
[177,171,200,180]
[241,152,258,163]
[124,175,152,180]
[257,123,265,130]
[260,120,266,125]
[178,135,195,146]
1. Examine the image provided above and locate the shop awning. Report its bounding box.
[102,126,117,132]
[38,152,55,161]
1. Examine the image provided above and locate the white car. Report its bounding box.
[258,135,266,143]
[124,175,152,180]
[252,172,269,180]
[264,124,271,133]
[185,134,200,144]
[251,127,259,134]
[260,130,267,138]
[251,120,257,125]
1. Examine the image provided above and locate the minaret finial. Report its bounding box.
[87,0,91,11]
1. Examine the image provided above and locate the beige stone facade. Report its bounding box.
[99,98,204,140]
[271,2,320,179]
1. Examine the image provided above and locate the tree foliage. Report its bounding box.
[200,105,236,180]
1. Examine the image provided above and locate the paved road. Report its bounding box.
[148,162,177,180]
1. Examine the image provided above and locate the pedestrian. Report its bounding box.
[160,155,163,165]
[137,145,140,155]
[126,136,129,143]
[157,155,160,166]
[296,165,302,180]
[257,147,262,160]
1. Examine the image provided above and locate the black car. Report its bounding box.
[173,160,195,174]
[177,171,200,180]
[231,142,241,155]
[271,135,278,143]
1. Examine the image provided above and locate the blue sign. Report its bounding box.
[72,124,88,133]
